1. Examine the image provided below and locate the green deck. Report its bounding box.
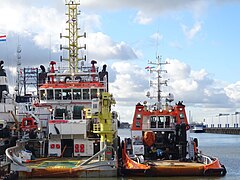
[38,161,80,168]
[27,159,82,169]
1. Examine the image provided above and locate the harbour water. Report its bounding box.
[31,129,240,180]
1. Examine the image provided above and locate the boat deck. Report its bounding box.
[122,159,207,176]
[149,160,204,167]
[19,157,118,178]
[25,157,98,169]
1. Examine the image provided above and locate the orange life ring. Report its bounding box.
[143,131,155,147]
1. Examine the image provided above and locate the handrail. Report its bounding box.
[5,140,27,167]
[79,145,108,166]
[6,140,114,170]
[122,140,149,170]
[201,154,213,164]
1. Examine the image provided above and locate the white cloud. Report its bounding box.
[181,21,202,40]
[86,32,138,61]
[6,67,17,77]
[134,11,152,25]
[110,61,148,100]
[0,0,138,67]
[191,69,208,81]
[108,61,150,122]
[80,0,210,30]
[167,59,191,80]
[155,59,231,109]
[150,33,163,42]
[0,2,65,51]
[0,1,102,53]
[224,81,240,102]
[1,0,239,124]
[81,0,209,16]
[107,59,236,122]
[81,13,102,32]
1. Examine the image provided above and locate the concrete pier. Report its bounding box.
[205,128,240,135]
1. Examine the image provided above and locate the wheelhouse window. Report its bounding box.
[40,90,46,100]
[136,114,141,119]
[73,89,81,100]
[73,106,83,119]
[54,108,67,119]
[91,89,98,99]
[99,89,105,96]
[55,89,62,100]
[150,116,157,128]
[165,116,170,128]
[136,121,140,128]
[170,116,176,128]
[158,116,164,128]
[63,89,72,100]
[179,113,185,119]
[83,89,90,100]
[47,89,53,100]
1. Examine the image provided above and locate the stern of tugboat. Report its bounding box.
[202,155,227,176]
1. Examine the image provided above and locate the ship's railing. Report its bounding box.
[142,122,176,130]
[201,154,213,165]
[93,122,118,132]
[5,140,31,172]
[148,104,174,111]
[46,72,101,82]
[79,145,109,166]
[49,66,100,74]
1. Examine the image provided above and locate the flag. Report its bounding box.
[145,66,154,69]
[0,35,6,41]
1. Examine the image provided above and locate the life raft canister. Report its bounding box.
[143,131,155,147]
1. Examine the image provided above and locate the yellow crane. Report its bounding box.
[93,92,117,160]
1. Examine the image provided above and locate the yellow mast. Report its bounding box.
[61,0,86,74]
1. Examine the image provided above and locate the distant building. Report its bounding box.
[119,122,130,129]
[204,112,240,128]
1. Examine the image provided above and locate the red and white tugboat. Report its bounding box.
[6,1,118,178]
[121,56,226,177]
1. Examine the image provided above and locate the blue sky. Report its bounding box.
[0,0,240,122]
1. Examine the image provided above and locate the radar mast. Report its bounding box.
[16,42,22,96]
[147,56,169,109]
[60,0,86,75]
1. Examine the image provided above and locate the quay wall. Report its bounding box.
[205,128,240,135]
